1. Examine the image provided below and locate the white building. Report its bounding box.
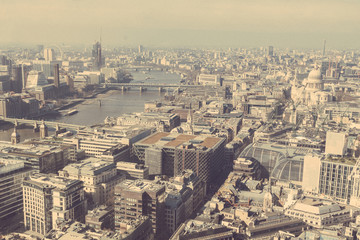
[59,158,125,207]
[23,174,86,235]
[291,68,333,106]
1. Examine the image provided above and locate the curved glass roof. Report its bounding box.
[271,159,303,183]
[240,143,305,182]
[240,143,286,177]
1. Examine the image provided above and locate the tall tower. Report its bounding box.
[54,64,60,88]
[92,41,102,70]
[323,40,326,56]
[43,48,55,61]
[11,65,23,93]
[40,121,48,139]
[268,46,274,57]
[11,126,20,144]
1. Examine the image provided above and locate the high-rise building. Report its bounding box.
[0,160,33,229]
[138,45,144,54]
[114,179,166,237]
[22,174,87,235]
[59,158,125,208]
[43,48,55,61]
[268,46,274,56]
[133,132,226,188]
[11,65,23,93]
[302,154,353,204]
[54,64,60,88]
[92,41,103,70]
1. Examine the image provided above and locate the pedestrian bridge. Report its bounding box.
[0,117,87,131]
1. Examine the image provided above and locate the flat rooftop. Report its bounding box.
[138,132,223,149]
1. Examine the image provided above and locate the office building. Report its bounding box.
[268,46,274,56]
[43,48,55,61]
[302,154,353,204]
[114,179,166,237]
[0,141,69,173]
[117,162,149,180]
[23,174,87,235]
[325,131,348,156]
[63,135,130,162]
[0,160,33,229]
[59,158,125,207]
[133,132,226,187]
[92,41,103,70]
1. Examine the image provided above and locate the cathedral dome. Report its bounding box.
[307,69,322,83]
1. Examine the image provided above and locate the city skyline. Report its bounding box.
[1,0,360,49]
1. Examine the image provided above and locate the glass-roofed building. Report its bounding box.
[239,143,314,186]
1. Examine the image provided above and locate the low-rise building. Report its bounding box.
[116,162,149,180]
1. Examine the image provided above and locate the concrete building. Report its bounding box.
[302,154,353,204]
[114,179,166,237]
[59,158,125,207]
[0,141,69,173]
[325,131,348,156]
[25,70,48,89]
[43,48,55,61]
[63,134,130,162]
[85,205,114,230]
[133,132,226,187]
[116,162,149,180]
[198,74,222,86]
[0,160,33,230]
[22,174,87,235]
[285,198,352,228]
[112,112,181,132]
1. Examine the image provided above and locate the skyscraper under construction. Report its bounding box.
[92,41,103,70]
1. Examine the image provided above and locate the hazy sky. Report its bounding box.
[1,0,360,49]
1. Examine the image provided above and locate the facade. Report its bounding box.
[92,41,103,70]
[22,174,87,235]
[302,154,353,204]
[133,132,226,187]
[25,70,48,89]
[0,160,33,228]
[59,158,125,207]
[63,134,130,162]
[114,179,166,237]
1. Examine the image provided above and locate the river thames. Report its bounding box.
[0,70,181,141]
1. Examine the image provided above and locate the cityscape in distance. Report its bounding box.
[1,1,360,240]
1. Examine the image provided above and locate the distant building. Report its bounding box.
[268,46,274,56]
[25,70,48,89]
[43,48,55,61]
[22,174,87,235]
[92,41,103,70]
[198,74,222,86]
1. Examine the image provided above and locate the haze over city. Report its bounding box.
[1,0,360,48]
